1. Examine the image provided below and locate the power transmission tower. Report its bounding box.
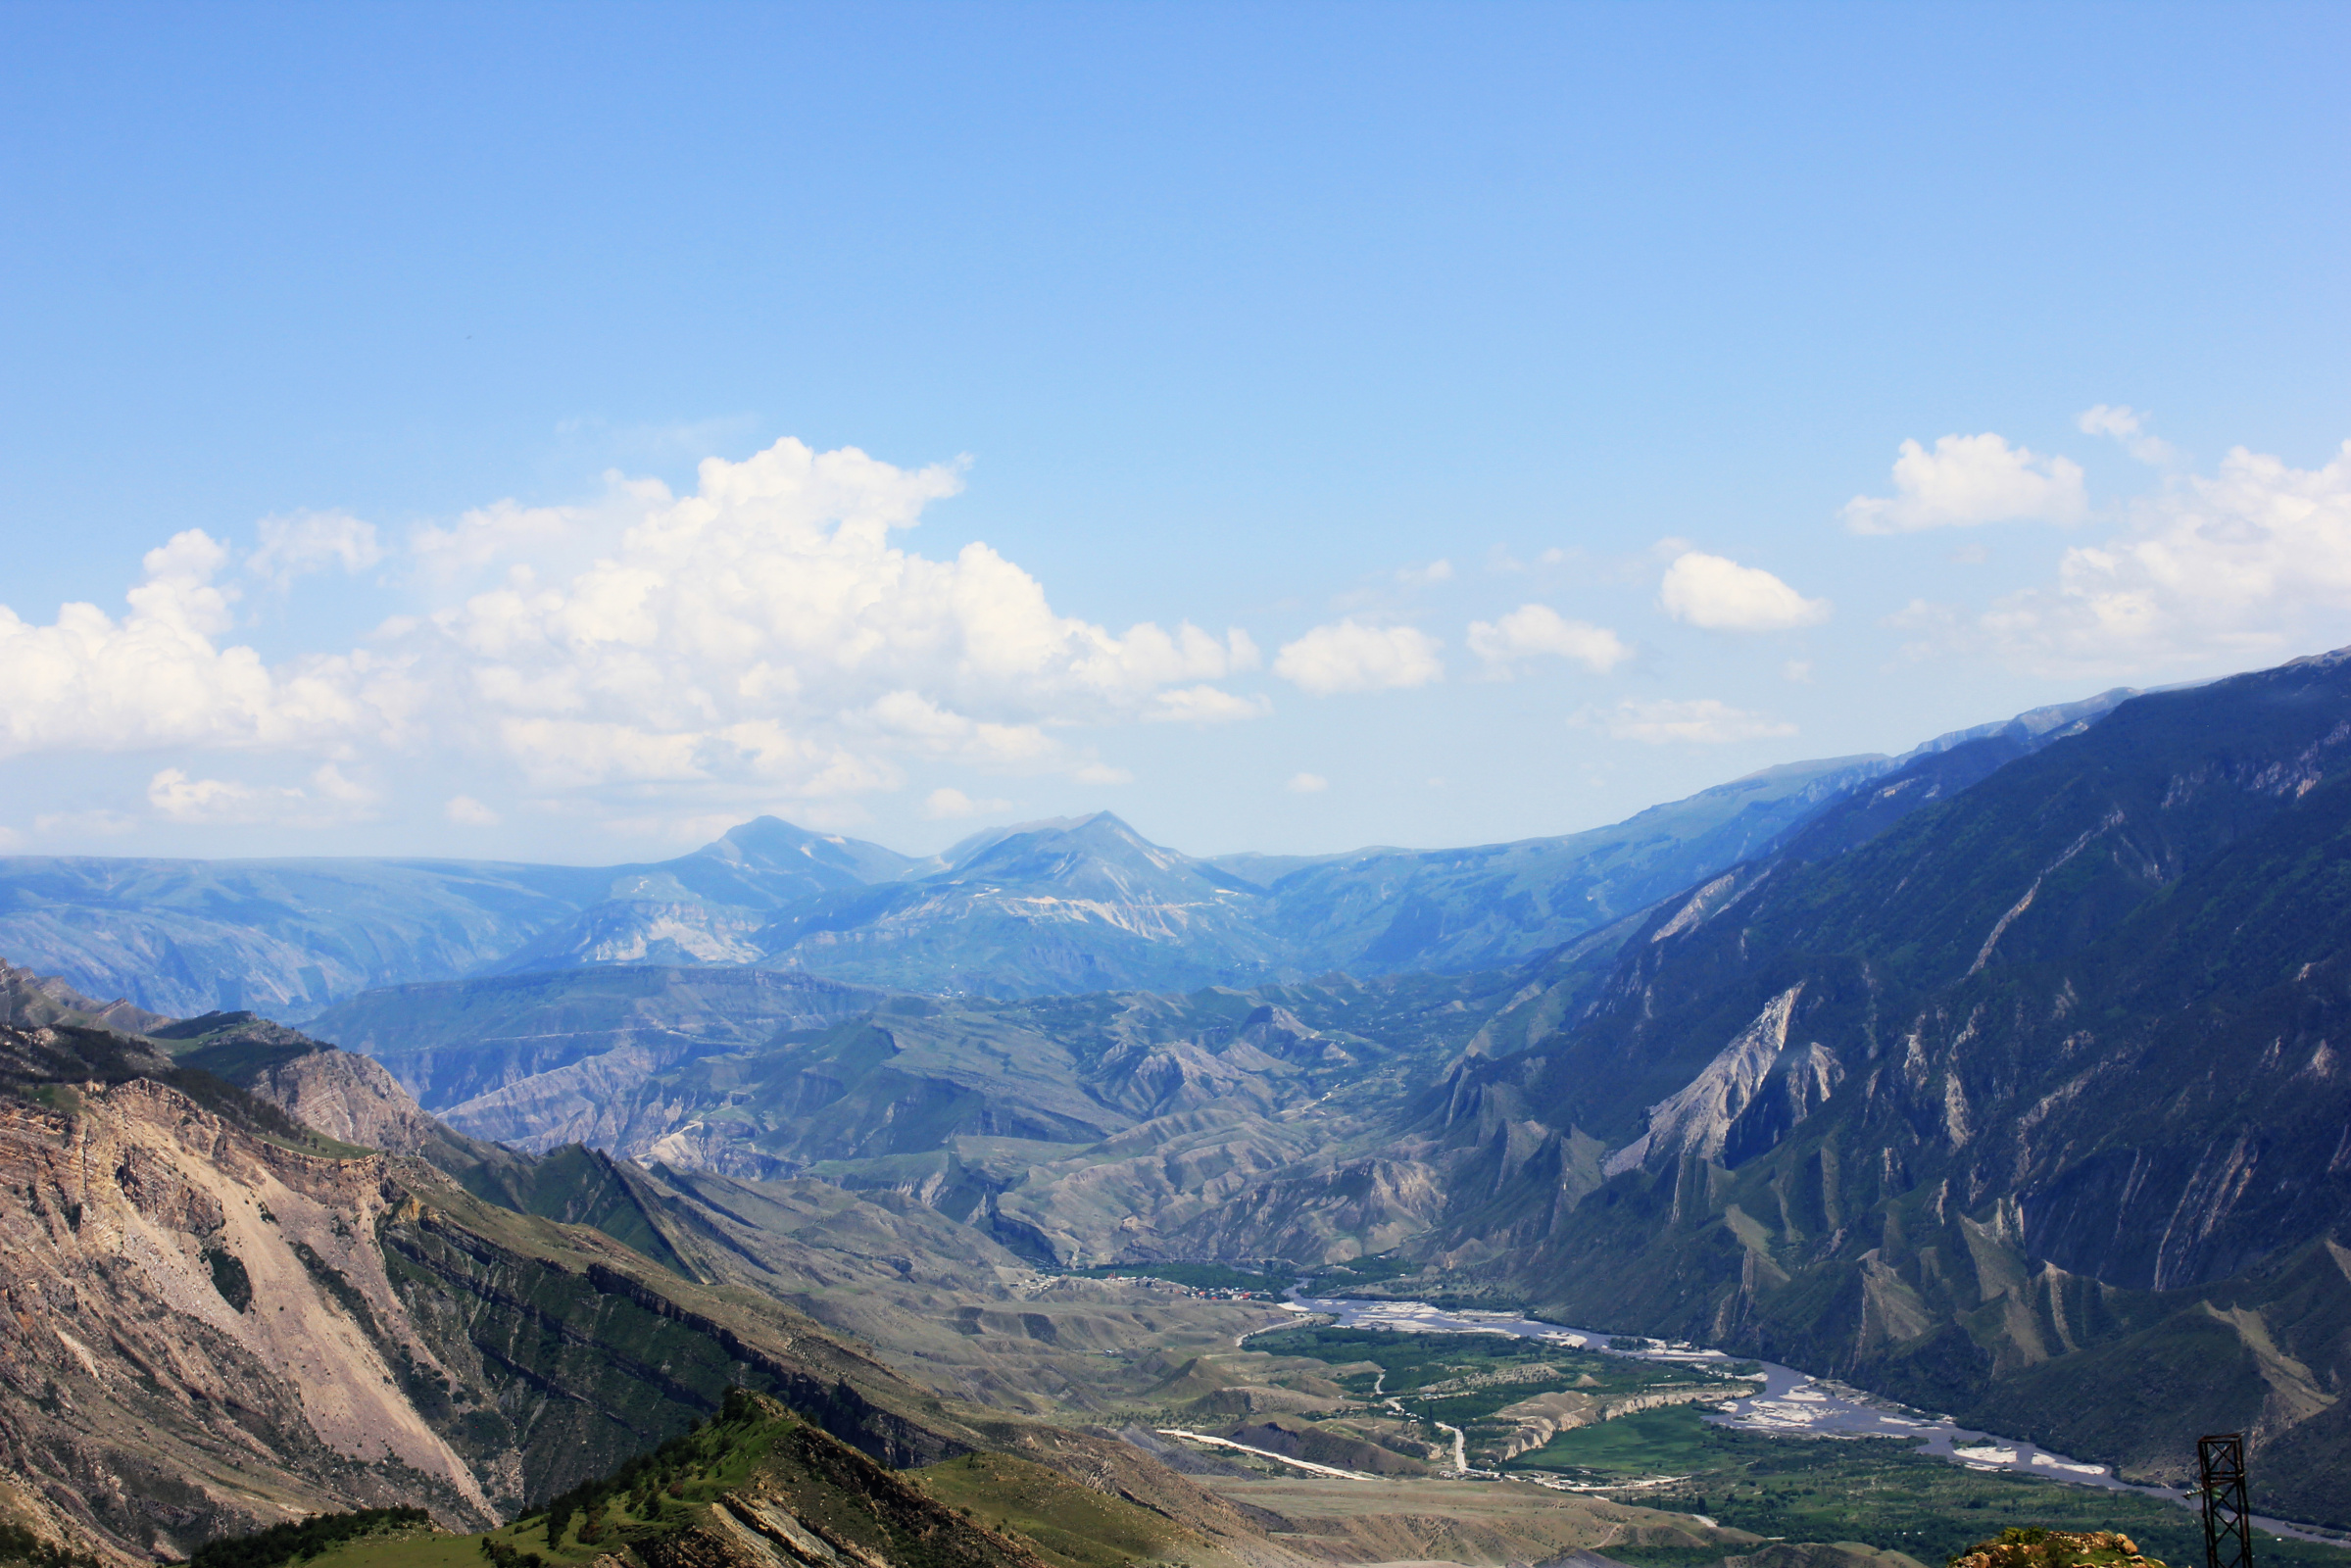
[2199,1433,2253,1568]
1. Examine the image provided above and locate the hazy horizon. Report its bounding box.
[0,668,2165,868]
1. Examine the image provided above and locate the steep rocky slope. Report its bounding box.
[0,1018,986,1563]
[1361,651,2351,1524]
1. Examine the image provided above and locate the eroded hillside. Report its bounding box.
[0,1020,983,1561]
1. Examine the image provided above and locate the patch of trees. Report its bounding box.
[185,1508,428,1568]
[533,1389,760,1546]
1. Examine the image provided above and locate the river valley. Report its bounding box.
[1285,1292,2349,1547]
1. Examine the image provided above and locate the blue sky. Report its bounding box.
[2,1,2346,862]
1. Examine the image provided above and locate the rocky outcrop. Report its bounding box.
[239,1046,454,1157]
[631,1401,1046,1568]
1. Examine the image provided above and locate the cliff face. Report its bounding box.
[1379,651,2351,1525]
[0,1020,983,1564]
[0,1066,496,1557]
[236,1044,468,1160]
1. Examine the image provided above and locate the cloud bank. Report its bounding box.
[1979,440,2351,675]
[0,438,1267,827]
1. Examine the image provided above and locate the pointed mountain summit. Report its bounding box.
[933,815,1092,871]
[683,815,921,891]
[941,812,1264,902]
[756,812,1284,997]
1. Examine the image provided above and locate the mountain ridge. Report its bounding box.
[1336,649,2351,1525]
[0,692,2143,1016]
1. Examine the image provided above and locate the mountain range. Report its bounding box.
[0,693,2135,1021]
[1300,650,2351,1524]
[168,654,2348,1528]
[15,659,2351,1555]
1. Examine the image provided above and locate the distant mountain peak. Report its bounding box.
[683,814,917,885]
[706,814,829,861]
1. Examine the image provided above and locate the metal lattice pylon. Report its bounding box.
[2199,1433,2253,1568]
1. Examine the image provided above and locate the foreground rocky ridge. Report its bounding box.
[0,1016,993,1563]
[294,1386,1802,1568]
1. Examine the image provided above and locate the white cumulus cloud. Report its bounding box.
[1842,433,2088,533]
[1583,698,1797,745]
[1466,605,1632,674]
[1979,440,2351,675]
[0,438,1266,829]
[1658,553,1830,631]
[0,529,401,758]
[1274,620,1445,695]
[416,440,1258,788]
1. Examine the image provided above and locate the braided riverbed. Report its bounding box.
[1283,1292,2346,1548]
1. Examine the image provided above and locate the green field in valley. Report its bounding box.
[1511,1406,2351,1568]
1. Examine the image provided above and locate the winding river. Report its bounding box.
[1281,1292,2346,1548]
